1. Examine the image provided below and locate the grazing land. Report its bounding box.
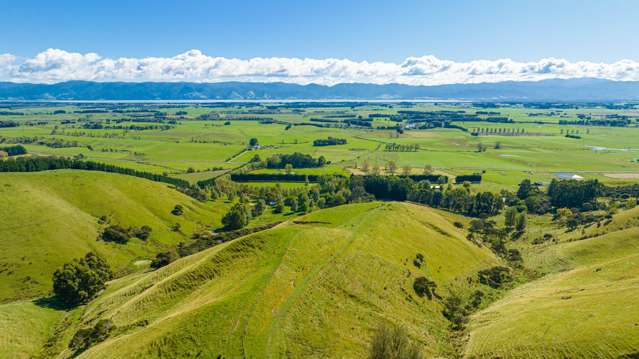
[1,100,639,358]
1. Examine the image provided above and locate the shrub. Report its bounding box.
[412,253,425,268]
[52,252,112,306]
[131,225,152,240]
[171,204,184,216]
[442,292,469,330]
[368,323,423,359]
[100,225,131,244]
[69,319,115,353]
[413,276,438,300]
[151,251,178,269]
[477,266,513,289]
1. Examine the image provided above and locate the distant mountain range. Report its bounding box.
[1,78,639,101]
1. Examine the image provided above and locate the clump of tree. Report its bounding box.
[151,250,179,269]
[99,224,152,243]
[100,225,131,244]
[222,203,251,230]
[516,178,603,214]
[130,225,152,240]
[0,144,27,156]
[69,319,115,354]
[361,175,503,217]
[442,292,469,330]
[266,152,327,169]
[52,252,112,306]
[313,137,347,146]
[548,179,602,209]
[368,323,423,359]
[413,276,439,300]
[477,266,513,289]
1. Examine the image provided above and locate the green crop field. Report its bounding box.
[1,102,638,190]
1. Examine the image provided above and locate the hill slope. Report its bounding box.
[0,170,227,302]
[465,207,639,359]
[41,202,499,358]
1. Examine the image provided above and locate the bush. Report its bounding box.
[131,225,152,240]
[477,266,513,289]
[412,253,425,268]
[171,204,184,216]
[368,323,423,359]
[413,276,438,300]
[52,252,112,306]
[442,292,469,330]
[100,225,131,244]
[69,319,114,353]
[151,251,178,269]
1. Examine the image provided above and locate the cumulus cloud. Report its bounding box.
[1,48,639,85]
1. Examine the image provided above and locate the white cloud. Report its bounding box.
[1,48,639,85]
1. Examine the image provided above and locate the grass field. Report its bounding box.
[0,170,230,302]
[4,202,498,358]
[465,206,639,359]
[2,102,639,358]
[2,102,638,190]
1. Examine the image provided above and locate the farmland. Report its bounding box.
[0,101,638,190]
[1,100,639,358]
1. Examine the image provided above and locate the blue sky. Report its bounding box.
[1,1,639,84]
[2,0,638,62]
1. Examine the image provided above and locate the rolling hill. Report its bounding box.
[0,170,228,302]
[465,207,639,359]
[19,202,499,359]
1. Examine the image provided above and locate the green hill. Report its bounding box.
[0,170,228,302]
[35,202,499,359]
[465,207,639,359]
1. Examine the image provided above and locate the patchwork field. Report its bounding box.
[2,101,639,358]
[1,102,638,190]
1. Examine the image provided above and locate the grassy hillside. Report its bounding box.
[38,202,499,359]
[0,300,66,359]
[0,170,229,302]
[465,206,639,359]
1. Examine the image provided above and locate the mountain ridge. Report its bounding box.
[1,78,639,101]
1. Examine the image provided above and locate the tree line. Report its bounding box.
[313,137,347,146]
[266,152,328,169]
[0,156,191,188]
[0,144,27,156]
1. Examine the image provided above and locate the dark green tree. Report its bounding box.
[52,252,112,306]
[222,203,251,230]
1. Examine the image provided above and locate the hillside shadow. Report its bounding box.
[34,295,73,311]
